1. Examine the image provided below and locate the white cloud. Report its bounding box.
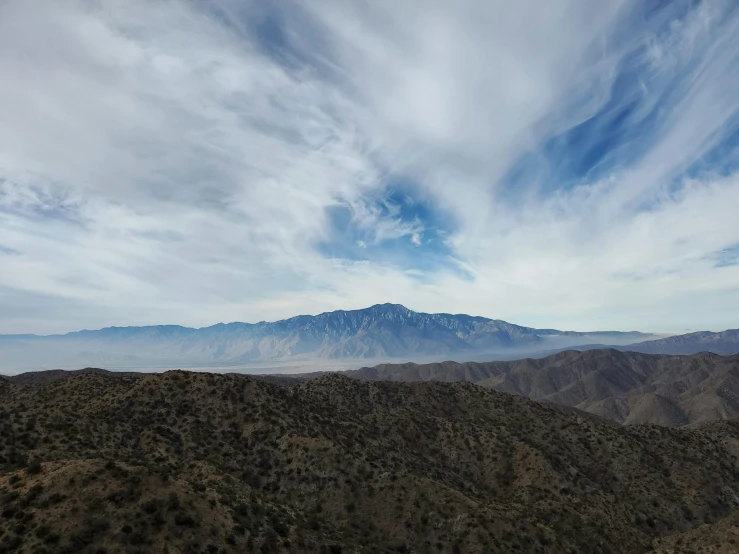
[0,0,738,335]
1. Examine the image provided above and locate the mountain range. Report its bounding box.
[625,329,739,355]
[0,303,657,372]
[1,303,736,373]
[3,368,739,553]
[337,348,739,427]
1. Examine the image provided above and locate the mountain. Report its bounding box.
[0,303,655,371]
[651,507,739,553]
[3,369,739,553]
[6,367,144,387]
[624,329,739,355]
[339,348,739,426]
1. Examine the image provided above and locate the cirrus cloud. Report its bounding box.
[0,0,738,335]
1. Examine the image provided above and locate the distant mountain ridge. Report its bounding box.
[342,348,739,426]
[625,329,739,355]
[0,303,654,371]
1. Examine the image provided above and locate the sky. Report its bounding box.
[1,0,739,335]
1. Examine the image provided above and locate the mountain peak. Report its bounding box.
[365,302,415,315]
[368,302,409,310]
[0,304,678,371]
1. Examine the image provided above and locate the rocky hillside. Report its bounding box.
[2,370,739,553]
[345,348,739,426]
[626,329,739,356]
[0,304,654,371]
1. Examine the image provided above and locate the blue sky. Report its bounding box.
[0,0,738,334]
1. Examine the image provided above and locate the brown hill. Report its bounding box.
[7,367,144,387]
[345,349,739,426]
[649,508,739,553]
[626,329,739,355]
[6,367,298,389]
[3,370,739,553]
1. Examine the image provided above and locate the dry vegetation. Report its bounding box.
[2,369,739,553]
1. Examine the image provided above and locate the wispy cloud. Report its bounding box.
[0,0,738,334]
[0,245,20,256]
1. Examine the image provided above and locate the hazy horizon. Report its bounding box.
[0,302,676,374]
[0,338,659,377]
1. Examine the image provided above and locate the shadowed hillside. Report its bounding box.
[6,368,145,387]
[345,349,739,426]
[2,370,739,552]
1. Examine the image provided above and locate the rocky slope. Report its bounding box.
[3,370,739,553]
[625,329,739,355]
[0,304,653,371]
[650,508,739,553]
[344,348,739,426]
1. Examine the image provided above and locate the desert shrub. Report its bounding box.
[142,499,159,514]
[1,533,23,550]
[0,491,19,504]
[175,513,196,527]
[19,483,43,507]
[26,458,42,475]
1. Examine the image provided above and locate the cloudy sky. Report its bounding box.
[1,0,738,334]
